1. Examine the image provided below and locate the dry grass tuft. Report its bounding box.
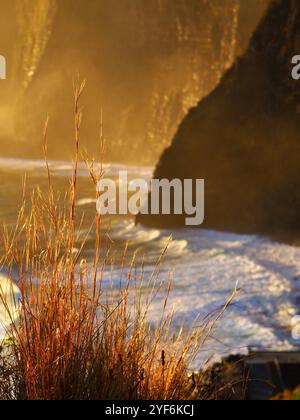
[0,81,236,400]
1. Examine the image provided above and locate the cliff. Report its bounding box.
[138,0,300,234]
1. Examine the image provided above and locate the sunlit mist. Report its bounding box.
[0,0,269,163]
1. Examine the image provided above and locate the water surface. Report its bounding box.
[0,158,300,368]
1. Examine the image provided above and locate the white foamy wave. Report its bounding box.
[76,198,97,206]
[0,275,21,341]
[109,220,161,244]
[2,225,300,367]
[0,158,153,180]
[97,227,300,368]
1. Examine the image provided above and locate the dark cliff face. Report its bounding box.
[138,0,300,234]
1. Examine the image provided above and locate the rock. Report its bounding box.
[196,355,247,400]
[137,0,300,235]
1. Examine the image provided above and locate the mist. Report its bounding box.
[0,0,269,163]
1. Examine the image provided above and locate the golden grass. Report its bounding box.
[0,81,236,400]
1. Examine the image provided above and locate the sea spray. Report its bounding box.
[15,0,57,89]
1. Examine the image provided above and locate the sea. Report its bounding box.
[0,158,300,369]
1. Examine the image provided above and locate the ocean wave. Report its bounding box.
[0,158,153,179]
[95,226,300,367]
[0,275,21,340]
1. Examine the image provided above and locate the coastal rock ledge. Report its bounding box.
[138,0,300,235]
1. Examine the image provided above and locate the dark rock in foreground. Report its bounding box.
[138,0,300,234]
[198,351,300,400]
